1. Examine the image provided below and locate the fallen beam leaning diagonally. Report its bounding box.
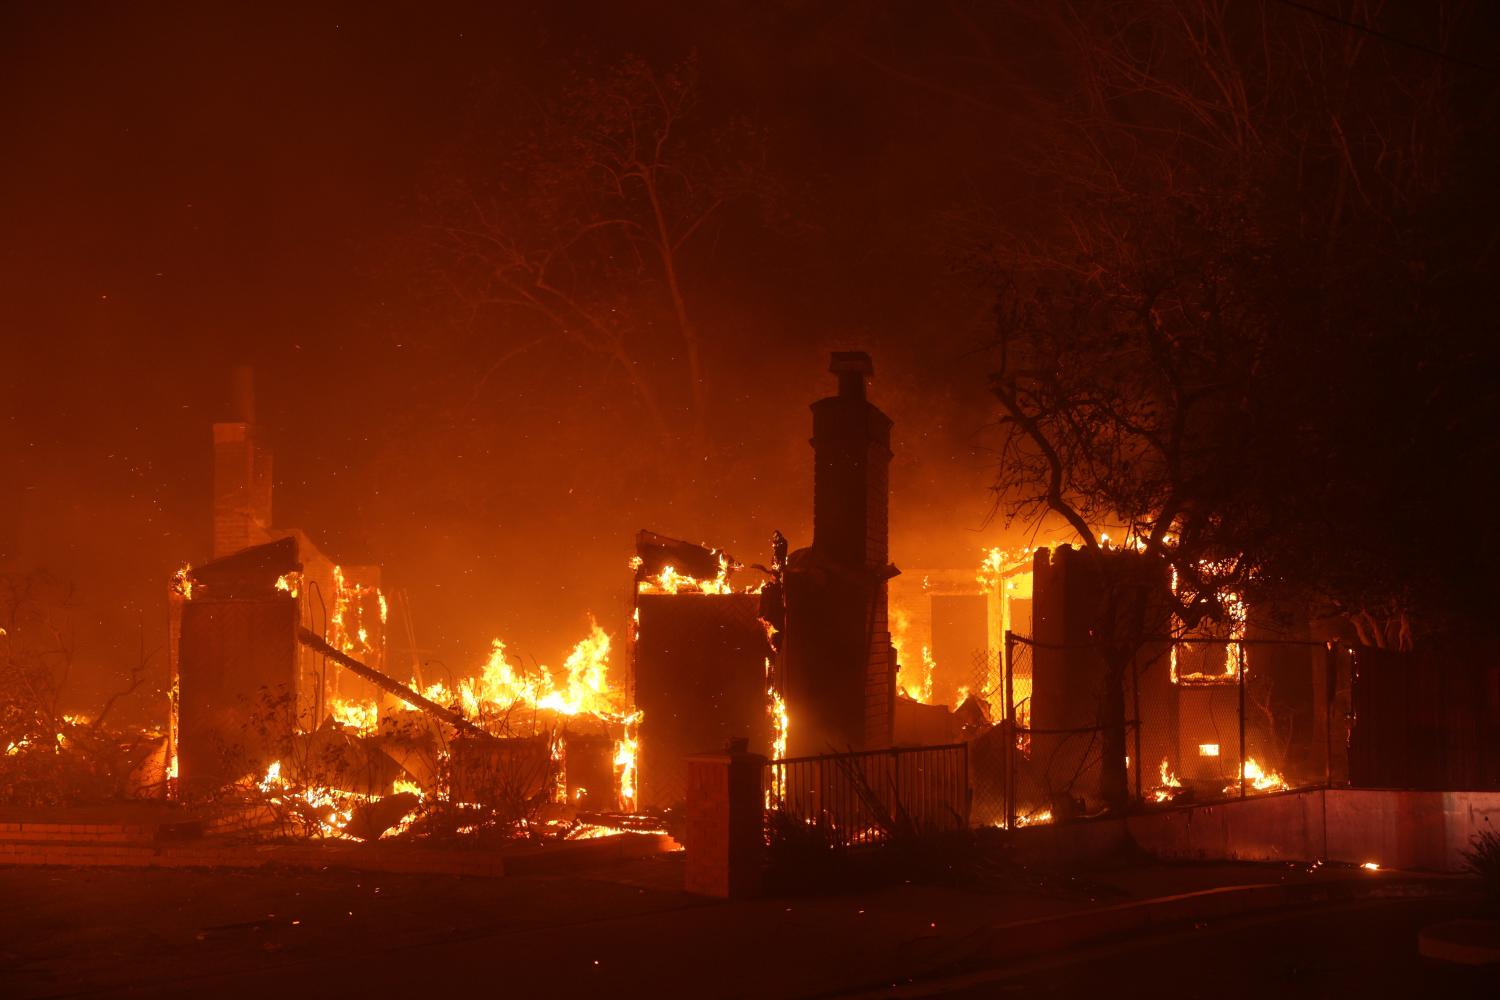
[296,627,497,742]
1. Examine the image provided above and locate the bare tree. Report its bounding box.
[0,570,75,748]
[913,0,1492,810]
[422,54,770,460]
[0,571,159,805]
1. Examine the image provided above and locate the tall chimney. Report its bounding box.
[230,364,256,424]
[212,367,272,558]
[783,351,897,753]
[812,351,889,571]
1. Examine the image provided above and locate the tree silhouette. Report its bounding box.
[929,0,1499,810]
[422,53,770,461]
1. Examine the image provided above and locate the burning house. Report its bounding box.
[171,371,389,794]
[628,351,901,796]
[168,373,643,833]
[630,531,774,808]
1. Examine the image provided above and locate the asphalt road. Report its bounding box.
[2,860,1491,999]
[876,897,1499,999]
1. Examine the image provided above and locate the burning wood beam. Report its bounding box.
[295,627,496,742]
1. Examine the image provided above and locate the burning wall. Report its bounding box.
[175,538,303,791]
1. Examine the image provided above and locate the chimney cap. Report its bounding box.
[829,351,874,377]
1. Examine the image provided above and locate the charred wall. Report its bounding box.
[177,592,298,792]
[633,592,771,808]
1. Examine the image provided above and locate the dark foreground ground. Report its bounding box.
[1,855,1494,998]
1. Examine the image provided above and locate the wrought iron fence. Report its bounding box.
[764,743,968,848]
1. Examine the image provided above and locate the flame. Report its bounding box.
[458,623,626,719]
[890,606,910,676]
[330,566,381,659]
[978,546,1033,592]
[1232,757,1287,794]
[167,672,180,790]
[1151,758,1183,802]
[274,573,301,598]
[393,776,424,797]
[900,645,937,703]
[412,620,642,808]
[765,657,788,807]
[758,616,779,647]
[329,696,378,734]
[769,682,788,763]
[1015,809,1052,828]
[1170,564,1246,685]
[613,723,639,810]
[978,548,1006,591]
[172,564,193,600]
[637,557,735,595]
[256,758,422,840]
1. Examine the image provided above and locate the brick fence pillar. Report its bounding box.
[684,744,765,898]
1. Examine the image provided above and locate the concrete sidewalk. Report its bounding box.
[0,855,1477,999]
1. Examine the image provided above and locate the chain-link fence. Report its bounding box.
[970,631,1351,827]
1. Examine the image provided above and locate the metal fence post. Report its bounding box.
[1004,628,1016,830]
[1238,640,1247,799]
[1132,650,1143,805]
[893,749,900,827]
[1324,641,1335,787]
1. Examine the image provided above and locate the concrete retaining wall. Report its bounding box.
[1126,788,1500,871]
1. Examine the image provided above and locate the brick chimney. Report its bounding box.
[212,367,273,559]
[783,351,898,753]
[811,352,891,571]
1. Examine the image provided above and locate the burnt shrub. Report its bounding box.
[1460,825,1500,906]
